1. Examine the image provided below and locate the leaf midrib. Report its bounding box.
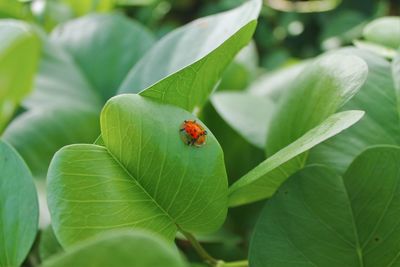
[103,145,178,229]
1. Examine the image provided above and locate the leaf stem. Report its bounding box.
[217,260,249,267]
[178,228,219,266]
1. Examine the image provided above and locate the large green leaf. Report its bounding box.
[0,140,38,267]
[47,94,228,247]
[265,52,368,156]
[119,0,261,112]
[40,230,187,267]
[0,20,40,133]
[3,14,153,179]
[309,48,400,174]
[51,13,155,100]
[363,17,400,49]
[250,146,400,267]
[228,110,364,207]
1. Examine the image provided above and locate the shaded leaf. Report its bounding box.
[4,14,152,179]
[228,110,364,207]
[0,140,38,267]
[211,92,274,149]
[40,230,187,267]
[250,146,400,267]
[309,48,400,174]
[51,13,155,100]
[39,225,63,262]
[265,52,368,156]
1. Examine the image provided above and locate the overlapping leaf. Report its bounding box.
[3,14,154,178]
[40,230,187,267]
[0,20,40,132]
[227,52,368,206]
[250,146,400,267]
[119,0,262,112]
[0,140,38,267]
[228,111,364,206]
[309,48,400,173]
[47,95,228,247]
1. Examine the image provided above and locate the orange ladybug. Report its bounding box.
[179,120,207,147]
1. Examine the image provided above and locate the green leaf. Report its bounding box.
[51,13,155,100]
[363,17,400,49]
[39,225,63,262]
[393,53,400,95]
[40,230,187,267]
[119,0,261,112]
[309,48,400,174]
[228,110,364,207]
[0,20,40,132]
[0,140,39,267]
[265,52,368,156]
[47,94,228,247]
[249,146,400,267]
[4,14,153,179]
[354,40,398,59]
[211,91,274,149]
[248,61,308,101]
[218,42,259,91]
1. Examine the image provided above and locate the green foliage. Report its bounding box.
[0,1,399,267]
[250,146,400,267]
[47,94,228,247]
[120,0,261,112]
[363,17,400,49]
[0,20,40,132]
[0,140,38,267]
[40,230,187,267]
[228,111,364,206]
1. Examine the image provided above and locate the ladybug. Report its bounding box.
[179,120,207,147]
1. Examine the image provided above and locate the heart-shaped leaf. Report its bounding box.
[249,145,400,267]
[228,110,364,207]
[0,140,38,267]
[40,230,187,267]
[0,20,40,132]
[119,0,262,112]
[47,94,228,247]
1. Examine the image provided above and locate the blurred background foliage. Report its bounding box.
[1,0,399,70]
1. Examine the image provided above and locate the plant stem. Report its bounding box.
[178,228,249,267]
[217,260,249,267]
[179,228,219,266]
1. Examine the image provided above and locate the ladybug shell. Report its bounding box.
[180,120,207,147]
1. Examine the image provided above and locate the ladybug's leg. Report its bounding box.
[191,139,196,145]
[179,128,185,132]
[187,140,191,145]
